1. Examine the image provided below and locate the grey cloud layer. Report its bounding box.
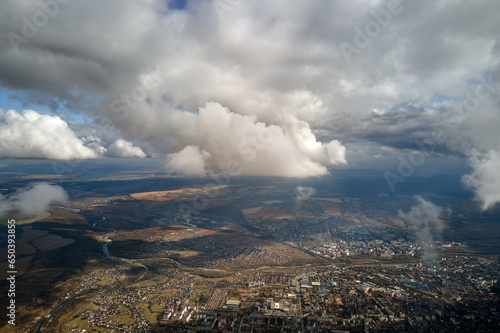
[0,0,499,205]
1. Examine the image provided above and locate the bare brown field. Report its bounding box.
[47,207,91,226]
[244,206,280,220]
[359,217,387,227]
[171,250,203,258]
[242,206,264,214]
[390,217,407,228]
[321,201,342,216]
[130,185,230,202]
[30,234,75,251]
[114,227,178,242]
[130,190,182,201]
[196,229,232,237]
[152,225,187,232]
[117,226,232,244]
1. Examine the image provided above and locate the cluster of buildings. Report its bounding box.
[81,289,167,331]
[185,257,500,331]
[206,289,229,311]
[208,246,300,268]
[159,288,196,323]
[304,238,417,258]
[60,195,500,332]
[71,267,128,295]
[68,246,500,332]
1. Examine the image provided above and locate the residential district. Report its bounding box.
[63,249,499,332]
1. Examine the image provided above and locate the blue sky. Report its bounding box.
[168,0,187,10]
[0,89,91,123]
[0,89,35,112]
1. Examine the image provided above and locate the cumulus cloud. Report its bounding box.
[0,0,352,178]
[164,103,345,177]
[399,196,449,263]
[105,138,147,158]
[463,151,500,210]
[0,109,98,159]
[0,0,499,193]
[0,183,68,218]
[326,141,347,165]
[166,145,211,176]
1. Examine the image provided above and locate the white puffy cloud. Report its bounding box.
[326,140,347,165]
[0,183,68,218]
[105,138,147,158]
[463,151,500,210]
[166,145,210,176]
[164,103,346,177]
[0,109,98,159]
